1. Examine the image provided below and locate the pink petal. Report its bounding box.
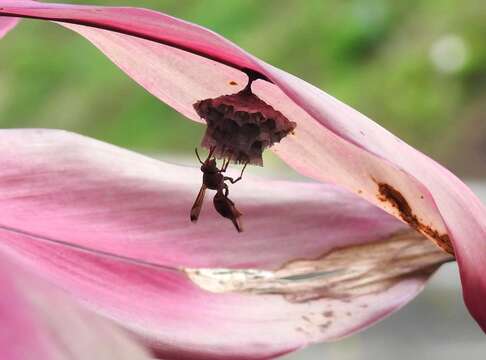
[0,258,50,360]
[0,251,153,359]
[0,129,413,268]
[0,17,18,38]
[254,68,486,333]
[0,129,451,359]
[0,0,255,71]
[2,2,482,331]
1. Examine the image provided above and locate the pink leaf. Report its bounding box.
[0,129,451,359]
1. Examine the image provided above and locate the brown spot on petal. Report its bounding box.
[323,311,334,318]
[302,315,311,322]
[376,182,454,255]
[319,320,332,332]
[229,80,238,85]
[194,89,296,166]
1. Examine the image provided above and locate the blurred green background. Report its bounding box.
[0,0,485,178]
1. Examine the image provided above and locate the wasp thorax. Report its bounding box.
[194,88,296,166]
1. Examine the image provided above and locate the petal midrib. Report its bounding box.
[0,10,271,81]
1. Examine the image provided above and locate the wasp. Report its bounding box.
[190,147,247,232]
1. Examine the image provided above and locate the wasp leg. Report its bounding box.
[220,153,233,173]
[219,183,236,208]
[224,161,248,184]
[223,182,230,198]
[208,145,216,160]
[220,157,228,173]
[221,158,229,172]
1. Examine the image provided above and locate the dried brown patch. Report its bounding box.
[377,182,454,255]
[186,230,453,304]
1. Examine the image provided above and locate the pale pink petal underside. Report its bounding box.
[0,129,451,359]
[0,252,153,360]
[0,17,18,38]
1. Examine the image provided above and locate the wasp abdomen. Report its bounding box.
[213,192,243,232]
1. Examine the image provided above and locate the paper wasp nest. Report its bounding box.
[194,89,296,166]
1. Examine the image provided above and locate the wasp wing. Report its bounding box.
[190,184,207,222]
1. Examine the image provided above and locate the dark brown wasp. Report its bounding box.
[190,147,247,232]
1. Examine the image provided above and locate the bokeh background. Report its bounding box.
[1,0,485,359]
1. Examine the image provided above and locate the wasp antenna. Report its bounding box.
[195,148,204,164]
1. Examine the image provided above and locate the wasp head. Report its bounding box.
[201,158,219,173]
